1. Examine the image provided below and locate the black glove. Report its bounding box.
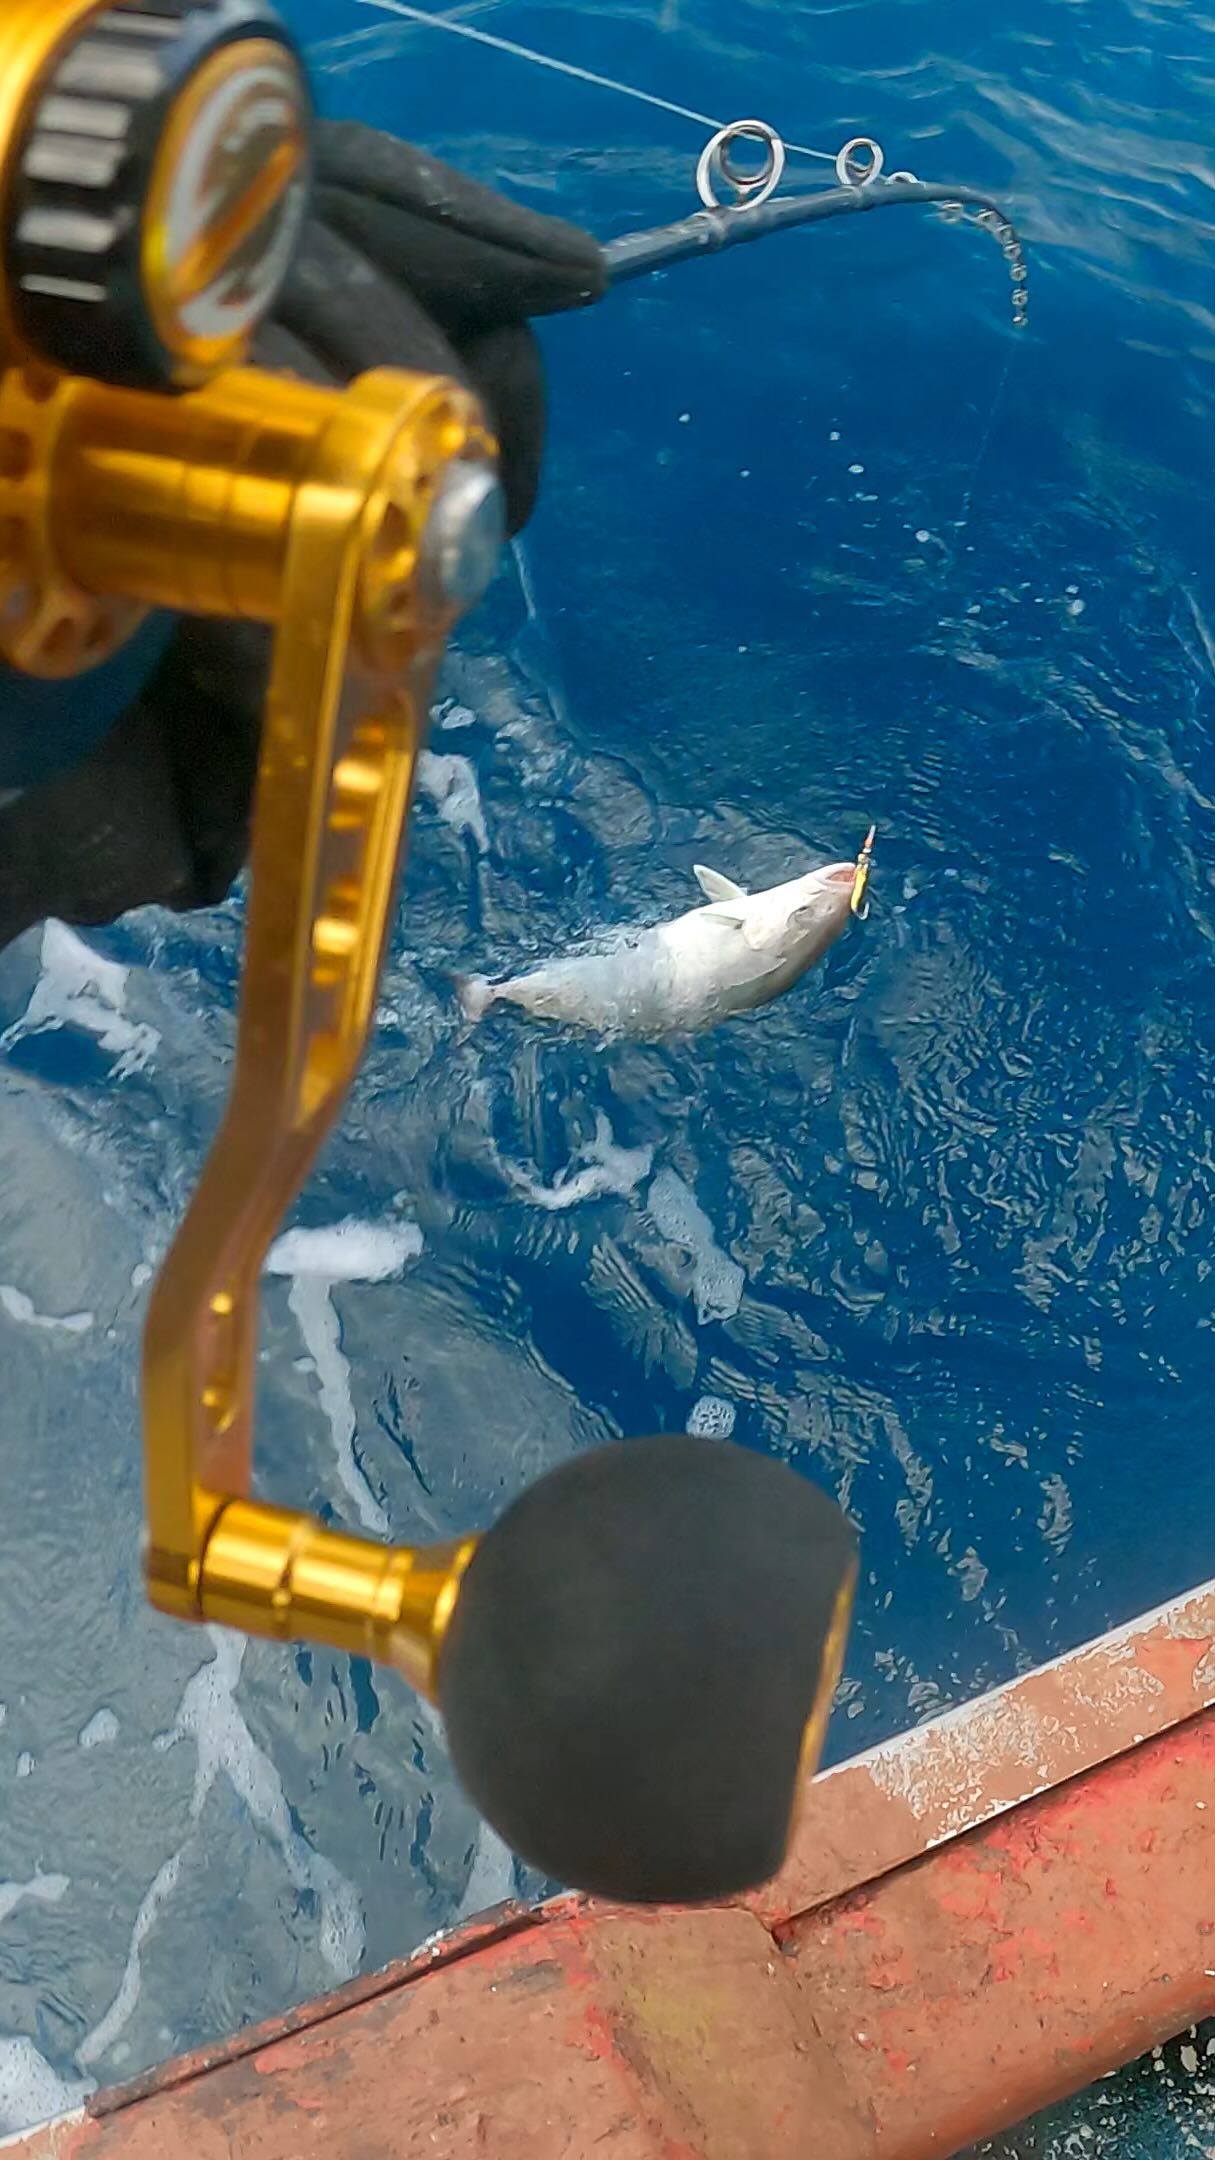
[0,126,606,953]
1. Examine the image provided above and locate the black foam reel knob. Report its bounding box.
[437,1433,857,1905]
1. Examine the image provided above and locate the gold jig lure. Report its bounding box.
[850,825,876,919]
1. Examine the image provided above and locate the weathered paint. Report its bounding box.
[9,1586,1214,2160]
[782,1714,1215,2157]
[7,1910,870,2160]
[81,1901,547,2120]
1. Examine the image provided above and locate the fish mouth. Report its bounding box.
[818,829,875,917]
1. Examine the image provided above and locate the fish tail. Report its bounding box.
[456,973,495,1023]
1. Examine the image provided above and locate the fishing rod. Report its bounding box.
[604,122,1029,325]
[358,1,1029,323]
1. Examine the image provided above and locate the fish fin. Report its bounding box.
[693,863,747,904]
[455,973,495,1023]
[701,906,774,953]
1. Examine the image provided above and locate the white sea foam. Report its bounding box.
[437,701,476,731]
[453,1822,516,1925]
[417,748,489,854]
[265,1217,423,1535]
[0,1286,93,1334]
[265,1219,423,1282]
[284,1276,390,1536]
[0,2038,92,2140]
[647,1170,745,1324]
[77,1855,182,2069]
[687,1394,737,1438]
[78,1709,119,1751]
[496,1113,653,1212]
[80,1629,364,2072]
[0,1873,69,1928]
[0,922,158,1077]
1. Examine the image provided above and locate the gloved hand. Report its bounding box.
[0,125,606,953]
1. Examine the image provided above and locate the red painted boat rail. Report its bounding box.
[10,1582,1215,2159]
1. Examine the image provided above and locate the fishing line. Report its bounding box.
[310,1,499,75]
[358,8,1027,562]
[358,0,837,162]
[952,350,1014,552]
[354,7,1029,326]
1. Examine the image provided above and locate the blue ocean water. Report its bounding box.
[0,0,1212,2143]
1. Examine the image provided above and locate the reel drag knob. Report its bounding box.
[2,0,310,389]
[436,1434,857,1904]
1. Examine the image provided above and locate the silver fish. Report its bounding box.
[457,849,867,1039]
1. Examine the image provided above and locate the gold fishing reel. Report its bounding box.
[0,0,856,1903]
